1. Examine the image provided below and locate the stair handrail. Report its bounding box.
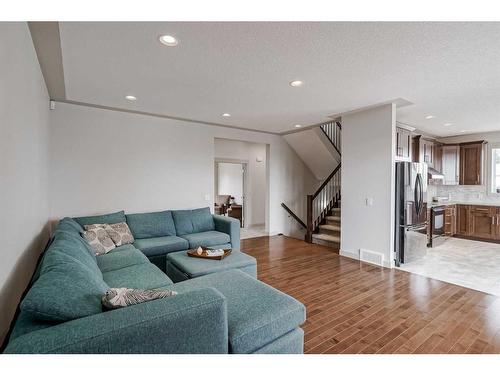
[281,203,307,229]
[312,163,341,199]
[320,120,342,156]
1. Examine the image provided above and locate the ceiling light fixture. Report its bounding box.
[443,123,453,127]
[159,35,179,47]
[221,113,231,118]
[460,130,469,133]
[425,115,435,120]
[289,80,304,87]
[294,124,302,128]
[125,95,137,101]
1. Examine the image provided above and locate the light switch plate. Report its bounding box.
[204,194,211,201]
[365,197,374,206]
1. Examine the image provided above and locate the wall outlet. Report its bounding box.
[204,194,211,201]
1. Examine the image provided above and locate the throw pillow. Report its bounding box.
[104,222,134,246]
[102,287,177,310]
[82,226,116,255]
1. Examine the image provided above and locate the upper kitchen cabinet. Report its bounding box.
[442,145,460,185]
[412,135,440,169]
[459,141,484,185]
[395,126,412,161]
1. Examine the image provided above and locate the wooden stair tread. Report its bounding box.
[312,233,340,243]
[326,216,340,221]
[319,224,340,231]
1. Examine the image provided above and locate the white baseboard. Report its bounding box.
[339,248,393,268]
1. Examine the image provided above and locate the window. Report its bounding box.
[489,144,500,194]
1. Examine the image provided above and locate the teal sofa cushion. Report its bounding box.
[172,207,214,236]
[166,250,256,278]
[96,245,149,273]
[21,251,108,322]
[180,230,230,249]
[134,236,189,257]
[5,289,228,354]
[213,215,241,251]
[126,210,176,239]
[171,270,306,354]
[103,263,174,289]
[49,231,98,273]
[74,210,126,227]
[55,217,83,234]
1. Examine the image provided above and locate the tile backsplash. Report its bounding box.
[433,184,500,204]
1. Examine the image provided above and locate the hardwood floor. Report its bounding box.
[241,235,500,354]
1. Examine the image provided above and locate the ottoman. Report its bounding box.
[166,250,257,282]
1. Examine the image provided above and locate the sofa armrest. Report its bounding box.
[4,288,228,354]
[213,214,240,251]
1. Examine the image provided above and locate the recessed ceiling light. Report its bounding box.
[294,124,302,128]
[159,35,178,47]
[443,123,453,127]
[289,80,304,87]
[425,115,435,120]
[221,113,231,118]
[460,130,469,133]
[125,95,137,101]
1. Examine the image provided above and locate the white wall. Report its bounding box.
[0,23,50,345]
[49,102,318,238]
[340,104,396,268]
[214,138,267,227]
[284,128,339,180]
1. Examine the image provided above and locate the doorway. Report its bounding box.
[214,160,246,227]
[214,138,269,239]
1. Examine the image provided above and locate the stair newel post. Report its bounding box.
[306,194,313,243]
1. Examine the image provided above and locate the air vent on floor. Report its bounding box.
[359,249,384,267]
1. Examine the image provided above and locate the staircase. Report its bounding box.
[281,119,342,250]
[306,120,342,251]
[312,206,341,249]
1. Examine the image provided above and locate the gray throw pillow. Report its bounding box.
[82,225,116,255]
[102,287,177,310]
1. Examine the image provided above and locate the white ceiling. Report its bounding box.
[58,22,500,136]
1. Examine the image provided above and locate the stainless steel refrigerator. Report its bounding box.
[394,162,428,266]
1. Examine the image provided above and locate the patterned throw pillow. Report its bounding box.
[104,222,134,246]
[102,287,177,310]
[82,226,116,255]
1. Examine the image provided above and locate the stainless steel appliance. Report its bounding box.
[428,205,445,247]
[394,162,428,266]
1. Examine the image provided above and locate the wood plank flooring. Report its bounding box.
[241,235,500,354]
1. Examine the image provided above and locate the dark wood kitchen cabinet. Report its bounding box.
[452,204,500,241]
[456,205,470,236]
[459,142,483,185]
[395,126,412,161]
[412,135,442,170]
[469,206,497,240]
[444,205,456,236]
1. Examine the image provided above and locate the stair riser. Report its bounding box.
[326,219,340,225]
[319,228,340,236]
[312,237,340,250]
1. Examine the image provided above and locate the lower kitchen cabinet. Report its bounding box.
[456,205,469,236]
[452,204,500,241]
[444,205,456,236]
[469,206,497,240]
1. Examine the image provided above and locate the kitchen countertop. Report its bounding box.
[429,201,500,207]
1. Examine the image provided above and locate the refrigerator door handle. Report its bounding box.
[414,173,423,216]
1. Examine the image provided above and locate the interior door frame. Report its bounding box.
[214,158,248,227]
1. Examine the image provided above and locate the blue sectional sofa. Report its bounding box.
[3,208,306,354]
[74,208,240,272]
